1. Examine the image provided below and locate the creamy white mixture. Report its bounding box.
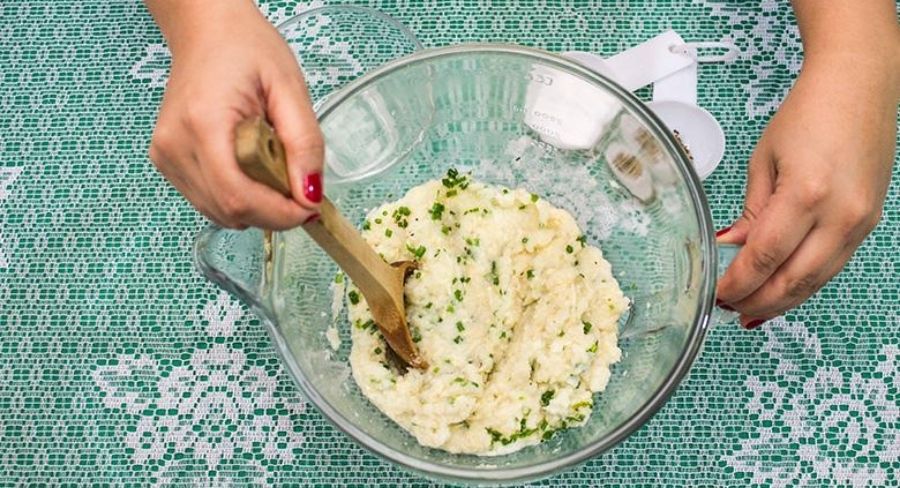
[344,170,628,455]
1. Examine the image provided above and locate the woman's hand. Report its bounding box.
[716,51,898,329]
[146,0,323,230]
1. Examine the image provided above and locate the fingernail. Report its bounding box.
[303,172,323,204]
[742,319,766,330]
[716,226,732,238]
[715,299,735,311]
[304,213,320,224]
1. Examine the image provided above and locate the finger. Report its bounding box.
[715,187,816,305]
[731,226,854,321]
[264,68,324,209]
[156,152,235,228]
[718,143,775,245]
[195,118,311,230]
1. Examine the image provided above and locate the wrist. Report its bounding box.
[145,0,263,57]
[801,49,900,103]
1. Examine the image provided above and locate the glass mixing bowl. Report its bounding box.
[194,44,739,484]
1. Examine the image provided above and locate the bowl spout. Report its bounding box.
[193,225,270,312]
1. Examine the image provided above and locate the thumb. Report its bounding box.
[265,69,325,209]
[718,143,775,245]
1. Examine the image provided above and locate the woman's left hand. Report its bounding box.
[716,53,898,329]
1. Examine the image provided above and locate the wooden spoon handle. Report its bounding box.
[233,117,400,304]
[234,117,292,196]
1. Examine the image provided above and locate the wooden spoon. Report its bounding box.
[234,116,426,370]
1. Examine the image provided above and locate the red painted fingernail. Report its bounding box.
[743,319,766,330]
[716,226,732,238]
[304,213,320,224]
[303,172,323,204]
[715,299,735,311]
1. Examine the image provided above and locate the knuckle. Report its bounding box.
[857,204,882,233]
[835,200,881,235]
[796,179,829,209]
[865,207,884,233]
[149,125,176,161]
[218,194,250,221]
[183,103,215,132]
[748,248,781,275]
[782,273,821,301]
[283,131,324,157]
[741,203,763,223]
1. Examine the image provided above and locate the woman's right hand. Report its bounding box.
[146,0,323,230]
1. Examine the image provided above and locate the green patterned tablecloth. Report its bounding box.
[1,1,898,486]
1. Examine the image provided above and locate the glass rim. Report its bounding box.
[276,5,424,51]
[242,43,718,483]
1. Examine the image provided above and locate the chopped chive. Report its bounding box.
[518,204,527,210]
[430,202,445,220]
[358,319,376,332]
[385,228,393,237]
[425,302,433,309]
[540,390,555,406]
[362,220,371,230]
[522,237,529,244]
[577,235,587,246]
[454,289,464,301]
[411,328,422,343]
[374,347,382,355]
[446,304,455,313]
[582,321,593,334]
[406,244,427,260]
[465,237,480,246]
[348,290,360,305]
[526,269,535,279]
[565,245,574,254]
[392,206,411,228]
[587,341,598,353]
[456,321,465,332]
[374,218,383,224]
[453,336,463,344]
[530,193,539,202]
[441,225,452,235]
[334,273,343,284]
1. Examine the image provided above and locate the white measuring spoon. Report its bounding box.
[562,32,735,180]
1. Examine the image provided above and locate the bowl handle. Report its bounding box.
[711,243,741,326]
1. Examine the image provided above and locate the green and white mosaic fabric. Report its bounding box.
[1,1,898,486]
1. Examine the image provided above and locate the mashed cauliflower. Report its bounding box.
[345,170,629,455]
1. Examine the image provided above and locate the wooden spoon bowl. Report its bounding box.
[234,117,426,370]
